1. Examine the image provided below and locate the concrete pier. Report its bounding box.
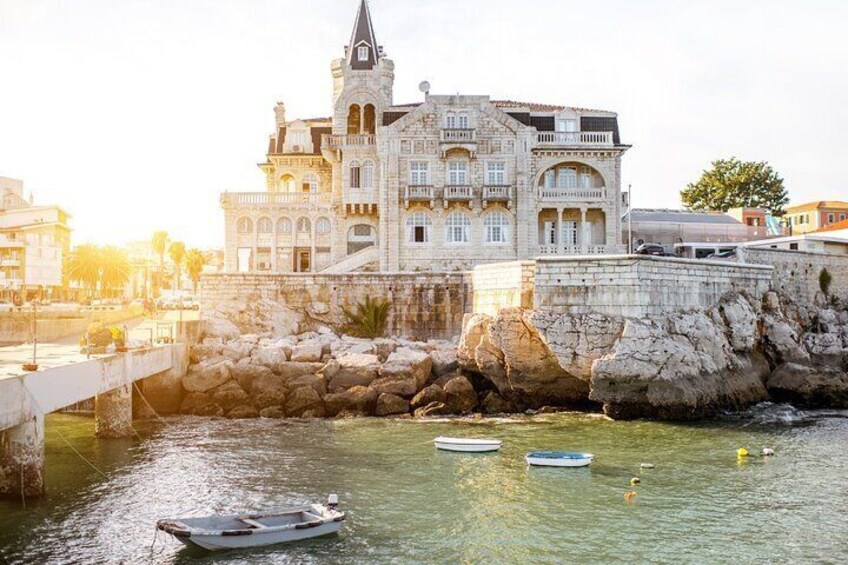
[95,384,133,438]
[0,415,45,498]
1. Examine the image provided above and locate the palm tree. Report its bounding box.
[66,244,101,299]
[169,241,186,292]
[151,231,168,296]
[185,248,206,294]
[99,246,131,298]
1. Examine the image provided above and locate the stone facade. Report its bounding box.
[221,0,628,275]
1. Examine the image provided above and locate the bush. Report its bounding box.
[341,295,390,339]
[84,323,112,347]
[819,268,832,295]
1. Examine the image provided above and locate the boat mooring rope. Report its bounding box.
[132,381,171,427]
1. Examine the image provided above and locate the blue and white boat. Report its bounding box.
[525,452,594,467]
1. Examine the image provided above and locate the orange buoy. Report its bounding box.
[624,491,637,503]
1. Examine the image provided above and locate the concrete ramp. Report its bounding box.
[320,246,379,273]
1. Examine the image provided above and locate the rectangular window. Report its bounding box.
[557,119,578,132]
[840,213,847,221]
[562,221,578,246]
[789,243,799,250]
[357,46,369,61]
[486,162,505,185]
[409,161,429,185]
[448,162,467,185]
[544,170,555,189]
[557,167,577,189]
[350,166,361,188]
[544,221,556,245]
[828,213,835,224]
[458,114,469,129]
[362,164,373,188]
[580,172,591,189]
[413,226,427,243]
[445,114,457,128]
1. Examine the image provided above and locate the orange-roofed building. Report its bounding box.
[784,201,848,234]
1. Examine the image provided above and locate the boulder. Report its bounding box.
[375,393,410,417]
[182,360,233,393]
[190,343,222,364]
[443,376,478,413]
[380,348,433,389]
[766,363,848,408]
[277,362,325,380]
[180,392,223,417]
[803,332,845,368]
[212,381,251,411]
[369,375,418,398]
[718,293,758,352]
[249,373,287,409]
[259,406,286,419]
[204,316,240,341]
[324,386,378,417]
[286,373,327,396]
[222,341,254,363]
[291,343,324,363]
[457,314,489,371]
[372,339,398,362]
[480,391,513,414]
[327,353,381,393]
[252,345,291,371]
[227,405,259,419]
[411,384,446,410]
[285,386,326,418]
[413,401,453,417]
[429,349,459,377]
[230,360,274,392]
[762,314,811,365]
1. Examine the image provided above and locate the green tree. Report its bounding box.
[151,230,169,296]
[185,248,206,293]
[66,244,101,298]
[169,241,186,291]
[681,157,789,215]
[98,246,131,297]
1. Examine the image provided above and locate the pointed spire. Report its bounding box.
[347,0,379,70]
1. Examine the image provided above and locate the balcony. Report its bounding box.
[535,131,614,147]
[482,185,513,208]
[322,134,377,149]
[440,129,476,143]
[344,188,378,215]
[404,185,434,208]
[220,192,332,208]
[535,244,621,256]
[539,187,607,201]
[1,258,21,267]
[443,185,473,201]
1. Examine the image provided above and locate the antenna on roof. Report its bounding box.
[418,80,430,97]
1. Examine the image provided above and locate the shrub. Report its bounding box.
[341,295,390,338]
[819,268,832,295]
[85,323,112,347]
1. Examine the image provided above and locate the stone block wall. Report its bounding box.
[201,272,472,340]
[533,255,774,317]
[746,248,848,303]
[471,261,535,316]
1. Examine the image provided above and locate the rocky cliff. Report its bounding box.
[457,291,848,419]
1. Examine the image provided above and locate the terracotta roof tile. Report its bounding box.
[787,200,848,212]
[491,100,613,113]
[815,218,848,232]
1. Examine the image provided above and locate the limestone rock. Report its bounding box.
[718,293,758,352]
[413,401,452,417]
[286,373,327,396]
[327,353,381,393]
[190,343,223,364]
[379,348,433,389]
[277,362,325,380]
[372,338,399,362]
[803,332,844,368]
[324,386,378,417]
[252,345,291,371]
[762,314,811,365]
[480,391,513,414]
[212,381,251,411]
[250,373,287,409]
[291,343,323,363]
[285,386,325,418]
[411,384,446,410]
[183,360,233,393]
[227,405,259,419]
[767,363,848,408]
[180,392,223,417]
[230,360,274,392]
[369,375,418,398]
[530,311,623,381]
[457,314,489,372]
[443,376,478,413]
[259,406,286,419]
[204,316,240,341]
[375,393,410,416]
[223,341,254,363]
[429,349,458,377]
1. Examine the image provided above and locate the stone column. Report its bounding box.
[580,207,589,254]
[0,414,45,498]
[95,384,133,438]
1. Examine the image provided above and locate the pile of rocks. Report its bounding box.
[180,324,507,419]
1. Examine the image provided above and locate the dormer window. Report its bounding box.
[357,45,369,61]
[557,119,578,133]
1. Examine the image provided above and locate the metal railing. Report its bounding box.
[535,131,614,146]
[539,187,607,200]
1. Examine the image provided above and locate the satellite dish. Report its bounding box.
[418,81,431,95]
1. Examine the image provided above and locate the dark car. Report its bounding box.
[635,243,667,256]
[706,249,738,261]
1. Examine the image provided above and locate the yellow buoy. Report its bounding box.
[737,448,749,458]
[630,477,641,485]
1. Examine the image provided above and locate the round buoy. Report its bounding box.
[640,463,655,469]
[761,448,775,456]
[630,477,640,485]
[737,448,749,458]
[624,491,637,503]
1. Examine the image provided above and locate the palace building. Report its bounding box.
[221,0,629,273]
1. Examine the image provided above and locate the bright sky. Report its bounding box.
[1,0,846,248]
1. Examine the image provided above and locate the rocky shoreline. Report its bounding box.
[176,290,847,421]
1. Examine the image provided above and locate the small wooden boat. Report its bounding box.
[525,451,594,467]
[434,436,502,452]
[156,495,345,551]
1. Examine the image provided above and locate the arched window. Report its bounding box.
[363,104,376,134]
[349,160,361,189]
[237,217,253,234]
[297,217,311,233]
[484,212,510,244]
[276,217,292,234]
[279,174,295,193]
[445,211,471,244]
[315,217,332,234]
[257,217,273,234]
[362,160,374,189]
[406,212,432,243]
[347,104,361,134]
[302,173,319,193]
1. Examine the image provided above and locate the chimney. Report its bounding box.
[274,102,287,127]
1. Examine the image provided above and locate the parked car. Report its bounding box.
[635,243,668,256]
[0,299,13,312]
[706,250,738,261]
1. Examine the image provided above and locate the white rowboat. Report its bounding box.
[434,436,502,452]
[525,452,594,467]
[156,496,344,551]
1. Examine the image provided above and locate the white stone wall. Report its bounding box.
[746,248,848,303]
[471,261,535,316]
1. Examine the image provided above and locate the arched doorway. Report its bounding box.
[347,224,377,254]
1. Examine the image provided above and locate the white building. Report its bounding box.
[221,0,629,273]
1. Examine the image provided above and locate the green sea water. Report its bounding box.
[1,406,847,564]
